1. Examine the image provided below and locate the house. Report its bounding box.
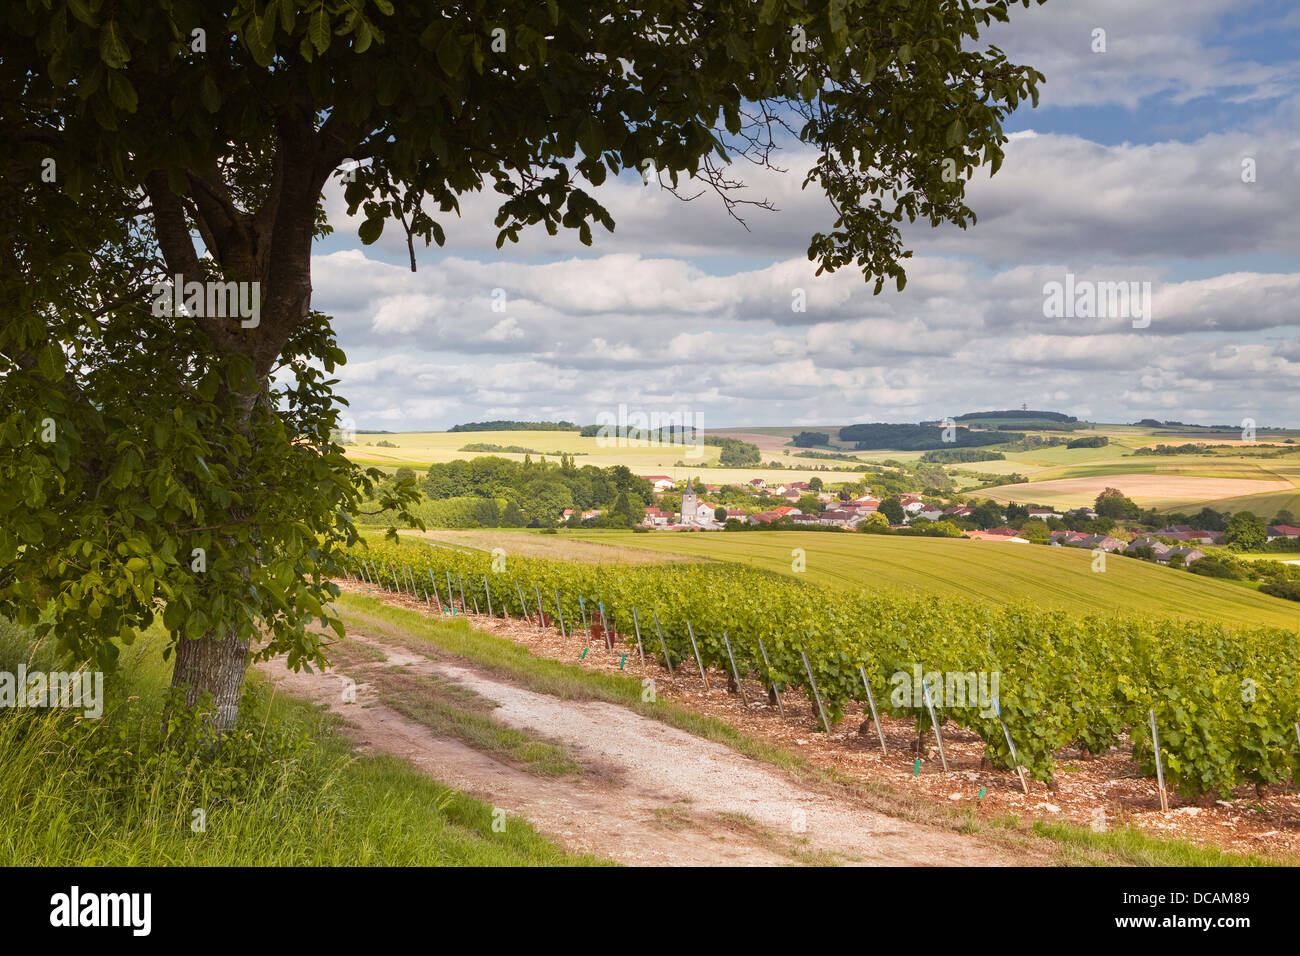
[690,500,720,522]
[1156,527,1222,545]
[819,509,858,527]
[1066,507,1099,520]
[943,506,973,518]
[771,505,799,517]
[1078,534,1126,552]
[985,526,1022,537]
[1050,531,1123,550]
[748,511,781,524]
[641,475,675,493]
[748,478,767,490]
[792,513,822,526]
[1267,524,1300,541]
[902,500,926,515]
[855,497,881,512]
[1026,508,1055,520]
[786,482,810,493]
[1126,536,1171,557]
[1158,546,1205,565]
[641,507,674,528]
[724,509,749,524]
[915,506,945,522]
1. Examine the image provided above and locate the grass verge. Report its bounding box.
[0,618,607,866]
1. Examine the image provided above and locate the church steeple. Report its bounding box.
[680,474,698,526]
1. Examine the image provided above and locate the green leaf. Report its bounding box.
[945,117,965,148]
[436,28,464,76]
[106,72,138,112]
[68,0,98,27]
[99,21,130,69]
[357,216,384,244]
[354,18,373,53]
[309,5,331,55]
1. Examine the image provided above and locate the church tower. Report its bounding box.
[679,476,698,526]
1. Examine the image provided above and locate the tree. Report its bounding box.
[1191,507,1228,532]
[970,500,1003,529]
[1225,511,1266,551]
[1272,510,1295,527]
[500,501,528,528]
[1095,487,1138,519]
[809,477,824,492]
[796,494,825,516]
[524,479,573,526]
[5,0,1047,729]
[714,506,727,523]
[1019,520,1050,543]
[860,513,892,533]
[879,498,906,525]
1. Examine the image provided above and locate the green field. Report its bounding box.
[498,530,1300,631]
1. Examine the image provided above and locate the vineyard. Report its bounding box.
[340,538,1300,799]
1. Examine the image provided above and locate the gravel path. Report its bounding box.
[259,631,1030,867]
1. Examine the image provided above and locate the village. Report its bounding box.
[555,475,1300,568]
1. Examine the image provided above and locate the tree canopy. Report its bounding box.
[2,0,1047,728]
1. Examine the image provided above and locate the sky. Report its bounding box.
[309,0,1300,431]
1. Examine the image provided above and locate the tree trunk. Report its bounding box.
[170,625,251,733]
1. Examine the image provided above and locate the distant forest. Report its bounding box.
[954,409,1078,422]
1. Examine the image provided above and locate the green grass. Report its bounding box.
[554,530,1300,631]
[0,619,607,866]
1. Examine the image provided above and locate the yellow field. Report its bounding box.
[344,430,869,485]
[982,455,1300,513]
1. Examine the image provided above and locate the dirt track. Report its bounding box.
[258,630,1033,867]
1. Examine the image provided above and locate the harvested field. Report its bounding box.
[986,473,1293,508]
